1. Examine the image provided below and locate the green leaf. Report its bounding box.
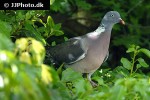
[64,37,69,41]
[50,0,55,5]
[61,68,82,82]
[51,41,56,46]
[114,66,130,77]
[136,64,142,69]
[52,30,64,36]
[0,34,14,51]
[73,79,92,98]
[0,20,12,37]
[47,16,54,28]
[139,48,150,58]
[137,58,149,68]
[16,10,25,20]
[121,58,132,70]
[53,23,61,30]
[126,47,135,53]
[109,85,127,100]
[45,16,64,37]
[56,63,64,76]
[24,21,46,45]
[25,12,32,20]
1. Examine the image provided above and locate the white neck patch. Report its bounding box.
[87,26,105,39]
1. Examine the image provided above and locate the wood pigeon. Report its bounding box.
[46,11,125,87]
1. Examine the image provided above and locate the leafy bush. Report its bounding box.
[0,37,55,99]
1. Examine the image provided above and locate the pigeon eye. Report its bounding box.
[110,14,114,17]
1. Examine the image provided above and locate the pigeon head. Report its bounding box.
[101,11,125,26]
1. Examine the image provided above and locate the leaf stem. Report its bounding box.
[130,51,137,75]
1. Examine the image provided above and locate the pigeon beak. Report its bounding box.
[119,18,125,25]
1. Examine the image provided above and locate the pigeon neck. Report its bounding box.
[95,25,105,33]
[86,22,113,39]
[100,22,113,31]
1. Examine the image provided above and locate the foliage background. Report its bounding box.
[0,0,150,100]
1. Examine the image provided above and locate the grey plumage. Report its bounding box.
[47,11,125,87]
[47,37,88,65]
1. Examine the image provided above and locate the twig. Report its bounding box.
[127,0,144,15]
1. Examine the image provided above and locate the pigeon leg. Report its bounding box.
[87,71,98,87]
